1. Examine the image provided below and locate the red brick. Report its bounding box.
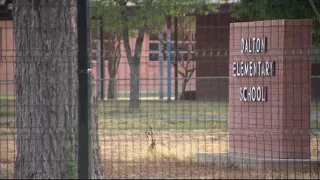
[229,19,312,159]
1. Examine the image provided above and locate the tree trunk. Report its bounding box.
[122,26,144,111]
[181,79,188,97]
[107,39,120,100]
[129,62,140,111]
[107,75,116,99]
[13,0,102,178]
[89,73,104,179]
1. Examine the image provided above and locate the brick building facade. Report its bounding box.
[195,4,248,100]
[0,1,14,94]
[195,4,320,101]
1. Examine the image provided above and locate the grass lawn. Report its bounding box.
[2,97,319,118]
[1,97,320,130]
[0,97,14,117]
[99,99,228,118]
[99,118,228,131]
[117,92,161,98]
[0,131,320,179]
[1,97,320,178]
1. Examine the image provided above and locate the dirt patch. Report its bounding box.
[102,157,320,179]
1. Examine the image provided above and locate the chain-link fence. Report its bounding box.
[0,0,320,179]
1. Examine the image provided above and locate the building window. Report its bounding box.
[177,43,185,51]
[149,53,159,61]
[149,43,159,51]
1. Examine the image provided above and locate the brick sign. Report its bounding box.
[229,20,312,159]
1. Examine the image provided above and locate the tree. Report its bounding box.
[92,0,217,111]
[104,30,121,100]
[175,17,196,99]
[157,16,196,99]
[90,10,122,100]
[232,0,320,45]
[13,0,102,178]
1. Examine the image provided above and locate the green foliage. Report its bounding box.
[62,148,77,179]
[90,1,219,109]
[232,0,316,20]
[90,0,218,33]
[232,0,320,45]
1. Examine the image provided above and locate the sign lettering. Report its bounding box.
[241,37,267,53]
[236,37,271,102]
[233,61,275,77]
[240,86,267,102]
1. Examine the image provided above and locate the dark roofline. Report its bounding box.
[187,4,232,16]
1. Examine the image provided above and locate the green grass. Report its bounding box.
[116,92,187,98]
[117,92,161,98]
[1,96,320,131]
[0,121,15,135]
[311,101,320,111]
[0,94,14,100]
[0,118,227,134]
[99,118,228,131]
[0,97,15,117]
[99,100,228,118]
[311,121,320,130]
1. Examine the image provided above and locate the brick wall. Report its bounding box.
[228,19,312,159]
[0,20,14,94]
[195,9,248,100]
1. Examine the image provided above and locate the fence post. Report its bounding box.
[167,16,172,102]
[77,0,91,179]
[114,78,119,112]
[159,31,164,99]
[100,17,105,100]
[174,16,178,100]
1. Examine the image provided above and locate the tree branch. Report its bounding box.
[133,28,145,64]
[178,70,185,77]
[189,69,195,78]
[119,1,134,64]
[309,0,320,24]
